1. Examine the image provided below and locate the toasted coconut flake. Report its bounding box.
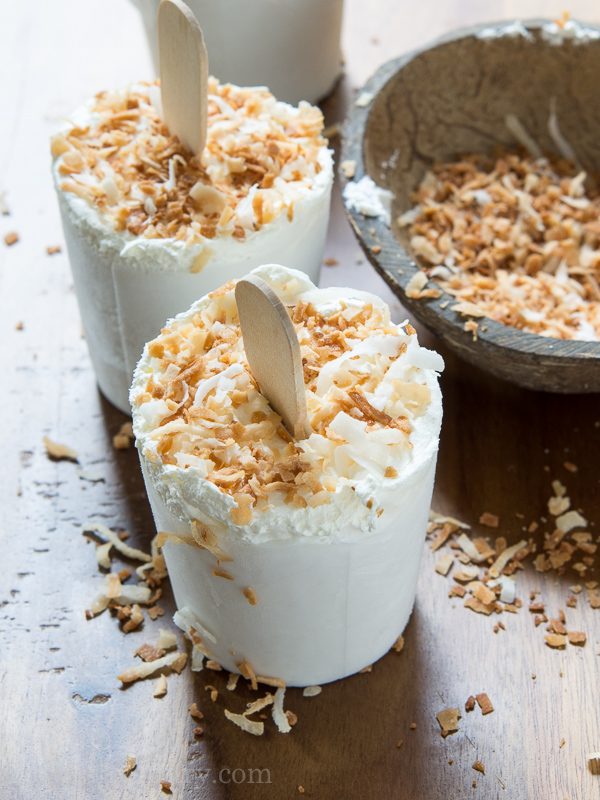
[431,523,454,551]
[78,468,105,482]
[464,596,497,616]
[173,606,217,644]
[227,673,240,691]
[206,659,222,671]
[153,674,168,698]
[472,761,485,775]
[118,651,184,683]
[43,436,78,461]
[157,530,201,549]
[392,634,404,653]
[96,541,113,569]
[212,568,233,580]
[429,510,471,529]
[556,510,588,533]
[568,631,586,646]
[548,496,570,516]
[123,755,137,777]
[83,522,152,562]
[272,687,292,733]
[255,676,285,689]
[156,628,177,650]
[243,587,258,606]
[465,696,476,712]
[453,564,480,582]
[545,633,567,649]
[245,693,275,716]
[471,582,496,606]
[237,658,258,690]
[190,519,233,562]
[303,685,322,697]
[191,649,205,672]
[436,708,461,734]
[90,594,110,616]
[456,533,486,563]
[189,702,204,720]
[224,709,264,736]
[489,539,528,577]
[479,512,499,528]
[476,693,494,715]
[435,553,454,575]
[123,604,144,633]
[205,685,218,702]
[106,573,122,599]
[136,643,166,662]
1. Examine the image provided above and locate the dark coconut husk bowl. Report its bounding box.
[341,19,600,393]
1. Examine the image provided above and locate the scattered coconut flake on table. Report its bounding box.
[226,673,239,691]
[435,553,454,576]
[429,510,471,529]
[83,522,152,562]
[303,686,322,697]
[123,755,137,777]
[157,629,177,650]
[153,675,167,698]
[77,468,105,482]
[556,510,587,533]
[224,710,264,736]
[118,651,187,683]
[272,687,292,733]
[479,512,499,528]
[456,533,487,563]
[476,693,494,715]
[343,176,394,224]
[113,422,134,450]
[436,708,461,736]
[43,436,78,461]
[489,540,528,577]
[0,190,10,215]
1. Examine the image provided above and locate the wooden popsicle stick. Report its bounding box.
[235,276,311,441]
[158,0,208,158]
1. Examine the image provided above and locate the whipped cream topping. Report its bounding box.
[343,175,394,225]
[132,265,444,543]
[51,79,328,250]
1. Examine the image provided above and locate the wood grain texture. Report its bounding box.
[158,0,208,157]
[235,276,311,441]
[341,21,600,393]
[2,1,600,798]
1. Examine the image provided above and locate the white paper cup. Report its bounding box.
[131,266,444,686]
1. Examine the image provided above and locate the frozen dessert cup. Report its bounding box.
[130,0,344,105]
[131,265,444,686]
[51,81,332,414]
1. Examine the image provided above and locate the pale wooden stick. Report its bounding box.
[158,0,208,157]
[235,276,311,441]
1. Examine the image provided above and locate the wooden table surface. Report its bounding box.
[2,1,600,798]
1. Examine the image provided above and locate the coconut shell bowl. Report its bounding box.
[341,19,600,393]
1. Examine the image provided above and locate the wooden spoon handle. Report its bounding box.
[158,0,208,158]
[235,276,311,441]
